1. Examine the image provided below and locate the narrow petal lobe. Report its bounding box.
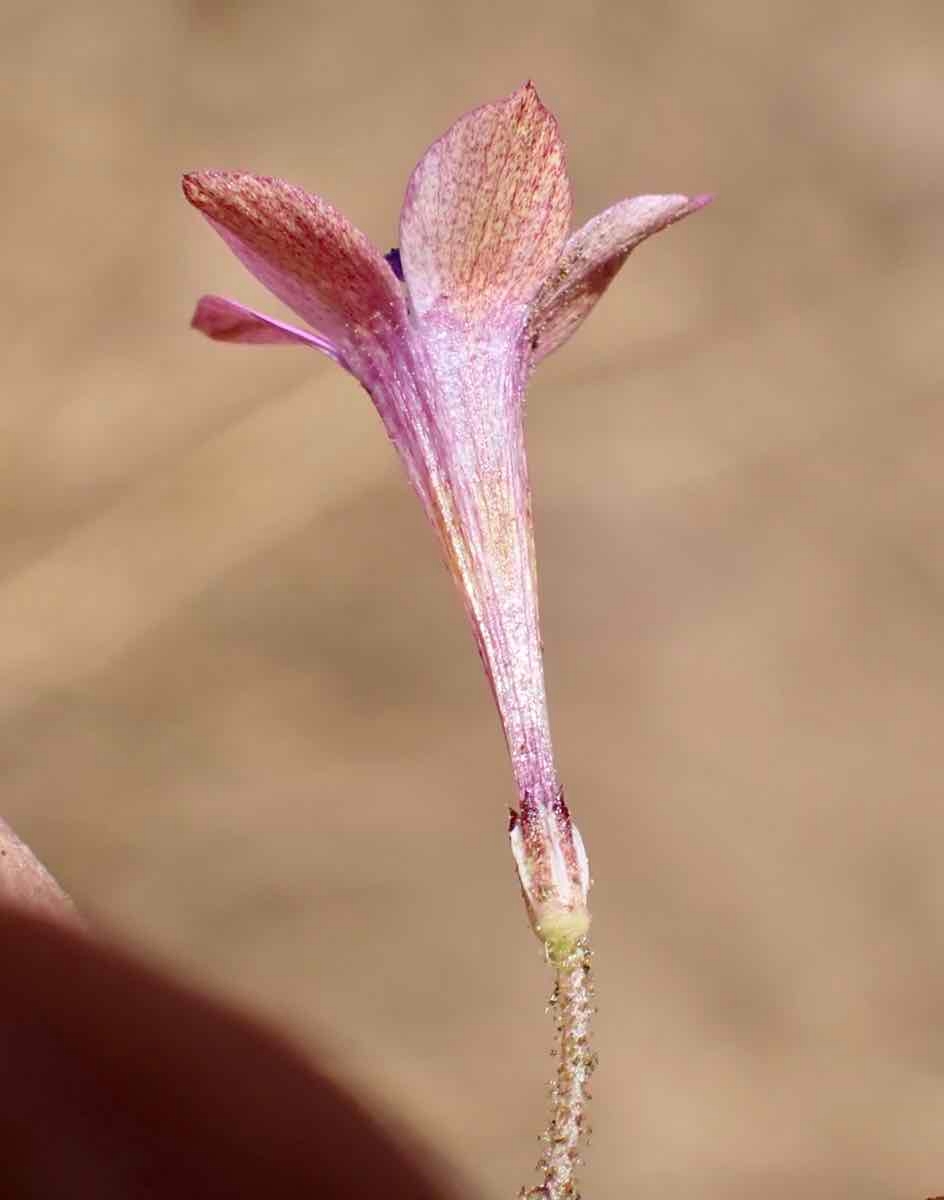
[399,83,572,323]
[529,193,712,361]
[192,295,341,358]
[182,172,406,363]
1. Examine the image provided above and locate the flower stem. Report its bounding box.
[521,940,596,1200]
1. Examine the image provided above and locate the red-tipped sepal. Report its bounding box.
[509,790,590,963]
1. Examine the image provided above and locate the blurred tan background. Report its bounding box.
[2,0,943,1195]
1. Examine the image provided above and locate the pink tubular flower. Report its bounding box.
[184,83,709,962]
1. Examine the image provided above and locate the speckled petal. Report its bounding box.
[182,172,407,365]
[529,193,712,361]
[191,295,340,359]
[399,83,572,323]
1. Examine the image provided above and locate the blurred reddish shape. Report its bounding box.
[0,904,464,1200]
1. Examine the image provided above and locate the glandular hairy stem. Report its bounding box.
[520,940,596,1200]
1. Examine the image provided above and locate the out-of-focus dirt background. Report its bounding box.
[2,1,942,1196]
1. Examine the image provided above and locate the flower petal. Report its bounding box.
[528,193,712,361]
[0,816,81,926]
[182,172,406,363]
[399,82,572,323]
[191,295,340,359]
